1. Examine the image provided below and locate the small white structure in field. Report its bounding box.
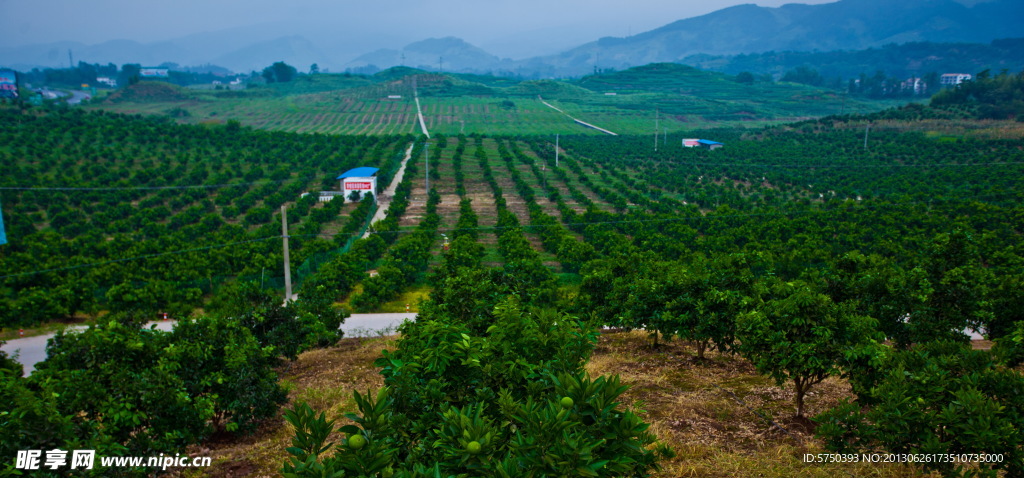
[321,167,380,203]
[386,95,403,99]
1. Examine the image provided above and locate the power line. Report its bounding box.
[0,177,314,192]
[1,192,1013,281]
[0,236,281,280]
[295,191,1016,239]
[671,160,1024,169]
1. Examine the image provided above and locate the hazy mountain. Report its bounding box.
[211,36,332,73]
[683,38,1024,80]
[3,0,1021,78]
[0,26,331,73]
[0,39,185,71]
[346,37,507,74]
[517,0,1024,76]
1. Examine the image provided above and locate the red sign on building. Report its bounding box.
[345,182,373,190]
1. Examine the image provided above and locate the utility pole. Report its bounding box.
[654,109,659,152]
[424,142,430,194]
[281,206,292,302]
[555,134,560,167]
[864,123,871,149]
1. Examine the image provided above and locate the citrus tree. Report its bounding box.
[737,280,882,417]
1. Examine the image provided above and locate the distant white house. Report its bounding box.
[902,77,926,95]
[940,73,972,86]
[96,77,117,88]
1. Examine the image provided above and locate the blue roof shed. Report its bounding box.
[337,167,380,179]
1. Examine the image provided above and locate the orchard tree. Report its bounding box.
[665,254,759,359]
[903,230,994,346]
[31,321,214,453]
[816,341,1024,477]
[164,315,287,434]
[262,61,297,83]
[737,280,882,417]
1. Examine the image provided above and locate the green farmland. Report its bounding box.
[89,64,904,135]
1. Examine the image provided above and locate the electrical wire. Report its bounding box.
[0,236,281,280]
[0,192,1014,280]
[0,176,316,192]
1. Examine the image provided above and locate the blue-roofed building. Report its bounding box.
[322,167,380,203]
[683,139,724,150]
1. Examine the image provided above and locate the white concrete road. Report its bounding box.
[3,314,982,377]
[362,143,414,239]
[1,313,416,376]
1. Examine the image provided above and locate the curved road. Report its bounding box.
[1,313,416,376]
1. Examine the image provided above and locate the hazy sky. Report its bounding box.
[2,0,839,50]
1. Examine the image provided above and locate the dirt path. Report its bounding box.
[363,143,415,239]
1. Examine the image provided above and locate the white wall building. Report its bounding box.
[322,167,380,203]
[940,73,972,86]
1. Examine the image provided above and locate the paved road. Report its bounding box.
[362,143,414,239]
[66,90,91,105]
[1,313,416,376]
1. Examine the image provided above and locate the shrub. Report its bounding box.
[164,315,287,434]
[282,300,672,477]
[816,341,1024,477]
[31,321,213,454]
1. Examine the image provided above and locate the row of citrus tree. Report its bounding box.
[282,186,675,477]
[512,129,1024,477]
[0,283,346,476]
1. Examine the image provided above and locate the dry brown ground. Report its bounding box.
[176,336,398,478]
[178,331,954,478]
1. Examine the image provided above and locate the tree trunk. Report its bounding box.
[794,378,806,418]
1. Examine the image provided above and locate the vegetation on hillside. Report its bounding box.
[3,74,1024,475]
[83,64,900,135]
[0,106,408,328]
[931,69,1024,120]
[684,38,1024,93]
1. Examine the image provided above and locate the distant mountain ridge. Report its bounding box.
[346,37,510,74]
[519,0,1024,76]
[1,0,1021,77]
[683,38,1024,81]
